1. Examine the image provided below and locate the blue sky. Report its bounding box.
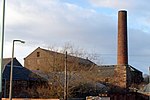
[0,0,149,74]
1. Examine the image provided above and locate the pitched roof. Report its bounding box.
[25,47,95,66]
[3,65,45,81]
[3,58,46,81]
[2,58,23,72]
[40,47,95,64]
[128,65,142,73]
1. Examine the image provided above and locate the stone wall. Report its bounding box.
[24,47,95,73]
[114,65,127,89]
[114,65,143,90]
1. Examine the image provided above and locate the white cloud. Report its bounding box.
[89,0,129,9]
[2,0,117,59]
[0,0,149,74]
[89,0,150,11]
[89,0,150,31]
[4,0,99,40]
[4,0,117,49]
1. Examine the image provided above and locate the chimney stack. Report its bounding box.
[117,10,128,65]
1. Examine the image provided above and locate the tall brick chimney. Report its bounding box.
[114,10,130,89]
[117,10,128,65]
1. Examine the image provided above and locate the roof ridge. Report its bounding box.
[40,47,94,62]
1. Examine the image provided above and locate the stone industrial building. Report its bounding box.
[24,47,95,72]
[24,10,143,95]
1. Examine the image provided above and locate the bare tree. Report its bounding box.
[34,42,101,98]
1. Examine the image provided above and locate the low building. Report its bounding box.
[93,65,143,91]
[2,58,47,98]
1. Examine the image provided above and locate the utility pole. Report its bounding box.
[64,51,67,100]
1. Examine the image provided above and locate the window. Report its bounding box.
[37,52,40,57]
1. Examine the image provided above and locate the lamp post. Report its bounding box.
[0,0,6,98]
[9,40,25,100]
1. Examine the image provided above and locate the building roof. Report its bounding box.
[128,65,142,73]
[96,64,142,78]
[2,58,22,72]
[40,47,95,65]
[3,58,46,81]
[24,47,96,67]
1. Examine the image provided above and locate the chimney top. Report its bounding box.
[119,10,127,12]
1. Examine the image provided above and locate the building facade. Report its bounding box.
[24,47,95,73]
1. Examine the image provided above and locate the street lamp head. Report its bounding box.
[20,40,25,44]
[13,40,25,44]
